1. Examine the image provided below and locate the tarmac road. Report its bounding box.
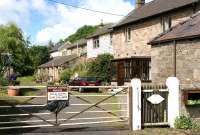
[0,91,129,135]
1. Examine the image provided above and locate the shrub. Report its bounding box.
[9,80,20,86]
[88,54,113,83]
[72,62,90,77]
[60,69,73,84]
[34,70,49,82]
[174,115,199,130]
[0,76,9,86]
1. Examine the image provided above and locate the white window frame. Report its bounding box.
[125,27,131,42]
[93,37,100,49]
[161,16,172,32]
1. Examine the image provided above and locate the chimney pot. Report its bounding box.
[136,0,145,8]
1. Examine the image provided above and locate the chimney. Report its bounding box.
[136,0,145,8]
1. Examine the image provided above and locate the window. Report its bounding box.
[93,37,100,48]
[123,58,151,82]
[124,60,132,82]
[125,27,131,42]
[161,16,171,32]
[110,34,113,45]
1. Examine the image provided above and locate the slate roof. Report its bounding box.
[87,23,113,38]
[49,45,62,53]
[39,54,78,68]
[58,39,87,51]
[149,12,200,44]
[114,0,198,28]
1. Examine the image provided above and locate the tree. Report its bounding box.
[28,45,50,71]
[0,23,31,76]
[47,40,54,50]
[64,25,97,43]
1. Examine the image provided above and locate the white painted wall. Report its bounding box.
[131,79,142,131]
[87,33,113,58]
[166,77,180,128]
[50,51,62,58]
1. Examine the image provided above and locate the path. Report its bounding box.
[0,90,129,135]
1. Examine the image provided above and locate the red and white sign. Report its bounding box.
[47,86,68,101]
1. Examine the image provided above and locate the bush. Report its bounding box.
[34,70,49,82]
[9,80,20,86]
[72,62,90,77]
[0,76,9,86]
[88,54,113,83]
[174,115,199,130]
[60,69,73,84]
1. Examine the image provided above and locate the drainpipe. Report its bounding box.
[174,40,177,77]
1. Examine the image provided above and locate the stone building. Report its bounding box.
[149,12,200,87]
[59,39,87,57]
[112,0,200,85]
[38,55,78,81]
[49,45,62,58]
[149,13,200,119]
[38,39,87,82]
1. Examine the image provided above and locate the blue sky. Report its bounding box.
[0,0,151,44]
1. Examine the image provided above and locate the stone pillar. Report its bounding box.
[166,77,180,128]
[131,79,142,130]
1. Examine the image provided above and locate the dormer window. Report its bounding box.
[93,37,99,48]
[125,27,131,42]
[161,16,171,32]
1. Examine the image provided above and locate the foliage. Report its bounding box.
[0,23,32,76]
[72,62,90,77]
[0,23,50,76]
[174,115,199,130]
[47,40,54,50]
[59,69,73,84]
[28,46,49,71]
[34,70,49,82]
[9,80,20,86]
[56,39,65,46]
[88,54,114,83]
[188,100,200,105]
[0,76,9,86]
[60,54,114,83]
[64,25,97,43]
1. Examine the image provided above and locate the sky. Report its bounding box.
[0,0,153,45]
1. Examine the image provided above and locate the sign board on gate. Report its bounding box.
[47,86,69,101]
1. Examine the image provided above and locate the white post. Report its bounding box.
[166,77,180,128]
[131,79,141,131]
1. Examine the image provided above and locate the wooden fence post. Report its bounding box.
[166,77,180,128]
[131,78,142,131]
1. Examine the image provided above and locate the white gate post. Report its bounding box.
[131,79,141,131]
[166,77,180,128]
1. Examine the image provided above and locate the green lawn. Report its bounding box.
[0,76,47,97]
[17,76,46,86]
[17,76,47,96]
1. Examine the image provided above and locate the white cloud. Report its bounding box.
[0,0,30,27]
[35,0,134,44]
[145,0,154,3]
[0,0,134,44]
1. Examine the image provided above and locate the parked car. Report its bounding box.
[69,77,101,92]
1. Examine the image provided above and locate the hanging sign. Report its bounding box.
[147,94,165,105]
[47,86,69,101]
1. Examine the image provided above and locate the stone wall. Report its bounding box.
[113,7,194,59]
[151,39,200,86]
